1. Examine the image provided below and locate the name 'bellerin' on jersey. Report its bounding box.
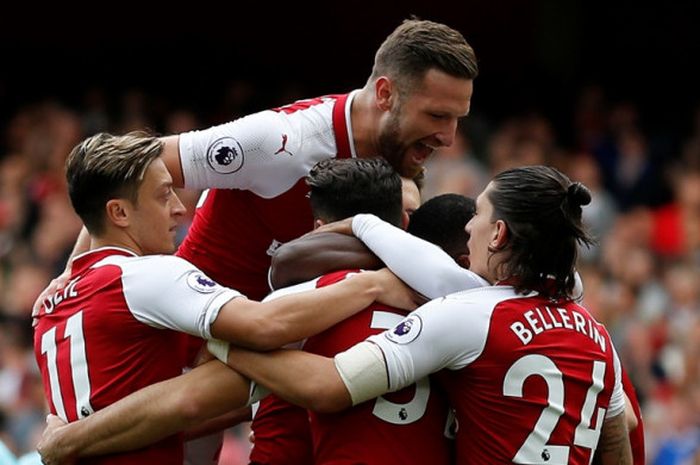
[510,305,607,351]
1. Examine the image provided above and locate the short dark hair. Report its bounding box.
[408,194,474,260]
[370,18,478,92]
[66,131,163,235]
[307,158,402,226]
[488,165,594,299]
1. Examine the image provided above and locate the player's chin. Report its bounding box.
[399,160,424,179]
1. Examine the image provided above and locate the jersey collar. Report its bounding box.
[332,90,360,159]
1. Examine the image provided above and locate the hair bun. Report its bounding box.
[567,182,592,207]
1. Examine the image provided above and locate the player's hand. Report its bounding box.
[32,268,71,327]
[372,268,427,310]
[37,414,75,465]
[312,217,354,236]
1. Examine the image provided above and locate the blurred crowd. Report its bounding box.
[1,81,698,464]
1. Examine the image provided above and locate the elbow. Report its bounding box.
[174,388,210,427]
[240,319,285,351]
[626,409,638,431]
[269,250,288,290]
[269,242,303,290]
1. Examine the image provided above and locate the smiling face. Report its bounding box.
[377,69,473,178]
[126,158,186,255]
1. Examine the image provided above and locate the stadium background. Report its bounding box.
[1,2,699,463]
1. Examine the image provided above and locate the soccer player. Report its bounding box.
[249,166,427,465]
[298,194,475,465]
[213,166,634,465]
[33,133,415,465]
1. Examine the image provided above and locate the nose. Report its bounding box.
[434,118,459,147]
[172,191,187,217]
[464,217,474,235]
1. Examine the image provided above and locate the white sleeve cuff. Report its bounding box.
[201,291,244,339]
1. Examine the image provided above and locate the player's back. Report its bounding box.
[34,248,188,464]
[305,270,453,465]
[438,288,619,465]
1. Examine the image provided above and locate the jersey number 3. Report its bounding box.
[370,311,430,425]
[40,311,94,421]
[504,354,607,465]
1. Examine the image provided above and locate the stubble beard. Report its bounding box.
[377,112,408,176]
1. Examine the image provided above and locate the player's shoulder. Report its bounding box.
[94,253,193,272]
[441,285,528,309]
[413,286,534,334]
[270,95,338,118]
[95,254,218,295]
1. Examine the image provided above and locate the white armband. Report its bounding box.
[334,341,389,405]
[206,339,230,364]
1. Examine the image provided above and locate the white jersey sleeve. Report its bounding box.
[352,214,489,298]
[365,289,502,391]
[96,255,243,339]
[606,344,626,418]
[335,287,514,402]
[178,101,336,198]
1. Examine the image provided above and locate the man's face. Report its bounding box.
[128,158,186,255]
[465,182,497,282]
[378,69,473,178]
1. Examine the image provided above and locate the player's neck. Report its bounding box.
[90,233,142,256]
[350,87,381,158]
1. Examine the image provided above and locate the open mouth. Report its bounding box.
[410,142,436,165]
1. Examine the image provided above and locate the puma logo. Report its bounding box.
[274,134,293,156]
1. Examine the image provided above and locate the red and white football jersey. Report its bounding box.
[34,247,240,465]
[251,271,452,465]
[368,286,625,465]
[176,93,356,301]
[305,270,453,465]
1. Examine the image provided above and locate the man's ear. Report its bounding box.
[490,219,509,251]
[375,76,394,112]
[313,218,326,230]
[401,211,410,230]
[105,199,131,228]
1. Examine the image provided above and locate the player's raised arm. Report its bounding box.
[160,135,184,187]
